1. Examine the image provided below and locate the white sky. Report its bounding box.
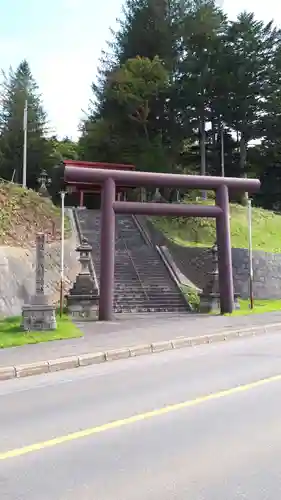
[0,0,280,140]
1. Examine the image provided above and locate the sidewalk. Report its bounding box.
[1,312,281,370]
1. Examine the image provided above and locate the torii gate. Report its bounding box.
[64,165,260,321]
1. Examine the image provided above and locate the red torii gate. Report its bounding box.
[64,165,260,321]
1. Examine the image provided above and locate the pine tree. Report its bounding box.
[79,0,281,201]
[113,0,176,67]
[80,0,185,170]
[50,136,78,162]
[177,0,227,181]
[220,13,281,175]
[0,60,52,186]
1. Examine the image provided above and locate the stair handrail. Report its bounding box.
[155,245,180,286]
[121,233,150,301]
[155,245,192,311]
[132,214,152,246]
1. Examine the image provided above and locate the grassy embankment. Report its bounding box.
[0,180,70,246]
[152,200,281,252]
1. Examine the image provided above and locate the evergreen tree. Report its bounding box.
[49,136,78,162]
[113,0,176,67]
[220,13,281,175]
[80,0,184,169]
[0,60,52,187]
[177,0,227,181]
[79,0,281,208]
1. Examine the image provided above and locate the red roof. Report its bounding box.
[63,160,135,171]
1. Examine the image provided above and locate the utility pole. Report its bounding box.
[23,99,28,188]
[247,198,254,309]
[59,191,66,317]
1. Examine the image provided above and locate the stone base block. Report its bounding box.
[30,294,49,306]
[200,293,241,313]
[21,304,57,331]
[234,293,240,310]
[199,294,221,314]
[66,295,99,321]
[69,274,99,298]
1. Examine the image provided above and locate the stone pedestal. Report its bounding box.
[21,233,57,331]
[22,304,57,331]
[67,294,98,320]
[38,186,50,198]
[66,238,99,320]
[200,243,240,313]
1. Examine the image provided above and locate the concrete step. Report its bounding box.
[113,297,185,303]
[115,302,185,313]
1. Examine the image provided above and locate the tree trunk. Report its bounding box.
[143,122,149,141]
[199,113,207,199]
[211,115,218,175]
[239,132,247,174]
[211,117,216,148]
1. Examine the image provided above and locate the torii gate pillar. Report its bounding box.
[99,178,116,321]
[216,185,234,314]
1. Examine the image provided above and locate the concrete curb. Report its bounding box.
[1,321,281,381]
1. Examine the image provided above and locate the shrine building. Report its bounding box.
[63,160,136,208]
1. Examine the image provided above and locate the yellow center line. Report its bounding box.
[1,372,281,461]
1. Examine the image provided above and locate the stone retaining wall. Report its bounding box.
[0,209,80,316]
[139,216,281,300]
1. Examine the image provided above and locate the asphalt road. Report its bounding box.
[2,332,281,499]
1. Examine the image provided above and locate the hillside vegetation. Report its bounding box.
[151,202,281,253]
[0,181,63,247]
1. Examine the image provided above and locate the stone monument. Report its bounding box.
[200,243,240,313]
[66,237,99,320]
[21,233,57,331]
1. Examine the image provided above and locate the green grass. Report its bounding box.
[181,285,281,316]
[229,299,281,316]
[152,201,281,252]
[0,314,82,349]
[182,283,281,316]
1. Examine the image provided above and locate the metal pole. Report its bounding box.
[220,124,225,177]
[247,198,254,309]
[23,100,28,188]
[244,173,248,203]
[60,191,66,317]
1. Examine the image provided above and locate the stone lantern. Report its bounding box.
[66,237,99,320]
[152,188,162,203]
[38,169,51,197]
[199,243,220,313]
[199,243,240,313]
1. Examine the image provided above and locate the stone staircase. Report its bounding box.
[75,209,189,313]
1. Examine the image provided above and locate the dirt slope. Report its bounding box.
[0,181,62,247]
